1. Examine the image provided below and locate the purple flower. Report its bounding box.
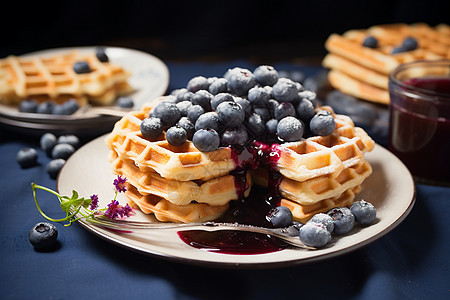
[113,175,127,193]
[104,200,120,219]
[90,194,99,210]
[120,203,133,218]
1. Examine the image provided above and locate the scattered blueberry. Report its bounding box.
[362,36,378,48]
[191,90,213,111]
[117,96,134,108]
[36,101,55,114]
[176,117,195,140]
[19,99,38,113]
[16,148,38,168]
[57,135,80,149]
[299,222,331,248]
[51,143,75,160]
[216,101,245,128]
[402,37,418,51]
[211,93,234,111]
[248,86,271,107]
[52,99,79,115]
[140,117,164,140]
[187,76,210,93]
[208,78,228,95]
[40,133,57,156]
[310,110,336,136]
[308,213,335,233]
[150,101,181,128]
[166,126,187,146]
[277,116,304,142]
[221,127,248,146]
[187,105,205,123]
[46,158,66,179]
[327,207,355,235]
[29,222,58,250]
[271,78,300,102]
[266,206,293,228]
[73,61,91,74]
[350,200,377,225]
[95,48,109,62]
[274,102,296,120]
[253,65,278,86]
[193,129,220,152]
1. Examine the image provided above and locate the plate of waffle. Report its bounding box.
[0,46,169,136]
[56,103,415,268]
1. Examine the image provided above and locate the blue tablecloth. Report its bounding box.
[1,61,449,300]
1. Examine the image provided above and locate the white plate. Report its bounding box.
[57,135,415,268]
[0,46,169,135]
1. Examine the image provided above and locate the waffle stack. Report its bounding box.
[253,109,374,222]
[105,102,251,223]
[0,50,132,106]
[322,23,450,104]
[106,101,375,223]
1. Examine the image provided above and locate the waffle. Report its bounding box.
[280,185,362,223]
[253,159,371,206]
[109,150,251,206]
[322,23,450,104]
[125,184,229,223]
[0,50,132,106]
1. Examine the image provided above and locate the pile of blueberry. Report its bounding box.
[362,35,418,54]
[267,200,377,248]
[141,65,337,152]
[16,133,80,179]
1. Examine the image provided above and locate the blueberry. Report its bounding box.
[40,133,57,156]
[277,116,304,142]
[391,46,405,54]
[221,127,248,146]
[248,86,271,107]
[274,102,296,120]
[73,61,91,74]
[266,206,293,228]
[46,158,65,179]
[208,78,228,95]
[227,68,256,96]
[175,89,194,103]
[362,36,378,48]
[402,37,418,51]
[245,113,266,137]
[51,143,75,160]
[57,134,80,149]
[166,126,187,146]
[308,213,335,233]
[310,110,336,136]
[298,90,318,106]
[52,100,79,115]
[253,65,279,86]
[16,148,38,168]
[187,76,210,93]
[195,112,222,132]
[96,47,109,62]
[211,93,234,111]
[176,117,195,140]
[36,101,55,114]
[186,105,205,123]
[29,222,58,250]
[234,97,252,116]
[19,99,38,113]
[327,207,355,235]
[191,90,213,111]
[299,222,331,248]
[267,99,279,117]
[140,117,163,140]
[265,119,278,136]
[350,200,376,225]
[193,129,220,152]
[296,99,316,123]
[271,78,300,102]
[216,101,245,128]
[150,101,181,128]
[117,96,134,108]
[253,107,270,122]
[176,101,193,117]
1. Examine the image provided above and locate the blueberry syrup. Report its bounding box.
[177,141,288,255]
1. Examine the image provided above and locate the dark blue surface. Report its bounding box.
[1,61,449,300]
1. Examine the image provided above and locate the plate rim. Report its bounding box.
[57,135,416,269]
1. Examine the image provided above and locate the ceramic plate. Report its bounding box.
[57,135,415,268]
[0,46,169,136]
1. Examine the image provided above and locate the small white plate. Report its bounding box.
[57,135,415,268]
[0,47,169,135]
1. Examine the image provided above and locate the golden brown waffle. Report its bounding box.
[109,151,251,206]
[125,184,229,223]
[0,51,132,106]
[253,159,371,206]
[280,185,362,223]
[322,23,450,104]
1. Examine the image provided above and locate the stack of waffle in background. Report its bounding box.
[322,23,450,104]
